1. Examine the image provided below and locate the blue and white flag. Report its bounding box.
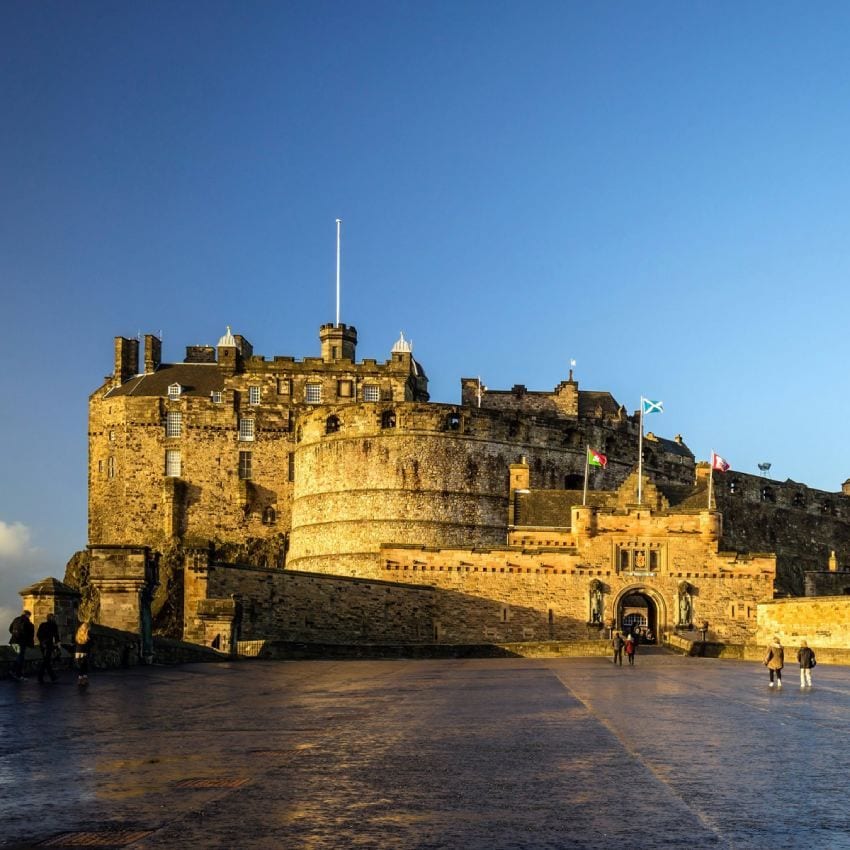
[641,397,663,415]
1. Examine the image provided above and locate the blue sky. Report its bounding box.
[3,1,850,616]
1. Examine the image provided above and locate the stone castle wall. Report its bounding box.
[757,596,850,650]
[714,471,850,595]
[183,559,436,646]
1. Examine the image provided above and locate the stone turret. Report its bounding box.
[319,323,357,362]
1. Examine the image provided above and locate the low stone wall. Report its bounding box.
[757,596,850,649]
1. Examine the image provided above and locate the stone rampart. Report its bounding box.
[756,596,850,650]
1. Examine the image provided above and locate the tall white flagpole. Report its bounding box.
[637,400,644,505]
[583,446,589,506]
[335,218,342,327]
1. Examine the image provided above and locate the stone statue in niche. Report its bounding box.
[677,581,692,626]
[589,579,603,624]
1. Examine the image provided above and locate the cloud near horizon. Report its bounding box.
[0,520,33,559]
[0,519,49,625]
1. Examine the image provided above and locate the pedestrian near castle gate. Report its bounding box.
[763,636,784,688]
[797,640,816,688]
[611,631,624,666]
[36,613,60,684]
[8,610,34,681]
[625,633,637,666]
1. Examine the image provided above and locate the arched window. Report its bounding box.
[381,410,396,429]
[262,506,277,525]
[325,415,340,434]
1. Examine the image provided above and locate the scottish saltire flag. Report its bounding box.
[711,452,730,472]
[641,397,663,415]
[587,447,608,468]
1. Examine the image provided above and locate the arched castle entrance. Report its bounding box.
[612,585,667,643]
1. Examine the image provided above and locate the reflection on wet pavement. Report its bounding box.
[2,653,849,849]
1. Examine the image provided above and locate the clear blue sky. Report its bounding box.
[4,1,850,616]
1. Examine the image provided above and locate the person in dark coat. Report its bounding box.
[36,613,60,684]
[611,631,624,666]
[9,610,34,681]
[796,640,816,689]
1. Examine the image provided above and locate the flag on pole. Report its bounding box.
[711,452,730,472]
[587,448,608,468]
[641,398,663,415]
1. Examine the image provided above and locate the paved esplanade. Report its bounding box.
[3,652,849,849]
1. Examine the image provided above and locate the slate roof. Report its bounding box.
[19,577,81,597]
[515,490,611,527]
[577,390,622,417]
[105,364,224,398]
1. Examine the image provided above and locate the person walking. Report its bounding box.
[611,631,624,666]
[796,640,816,689]
[75,621,92,687]
[8,610,35,681]
[763,636,784,688]
[36,613,60,684]
[625,633,637,666]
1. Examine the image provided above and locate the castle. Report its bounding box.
[78,321,850,652]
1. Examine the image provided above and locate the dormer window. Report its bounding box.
[168,383,182,400]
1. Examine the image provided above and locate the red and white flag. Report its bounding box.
[711,452,730,472]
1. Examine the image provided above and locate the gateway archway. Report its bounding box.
[613,586,666,643]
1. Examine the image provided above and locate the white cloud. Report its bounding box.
[0,520,32,559]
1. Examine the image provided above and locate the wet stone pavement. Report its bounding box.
[2,650,849,849]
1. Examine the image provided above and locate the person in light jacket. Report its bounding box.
[796,640,816,689]
[763,636,784,688]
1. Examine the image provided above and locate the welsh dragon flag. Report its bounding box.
[588,448,608,468]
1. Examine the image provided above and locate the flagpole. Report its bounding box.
[708,453,714,510]
[583,446,589,506]
[637,400,644,505]
[335,218,342,327]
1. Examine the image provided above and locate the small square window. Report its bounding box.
[167,383,182,400]
[306,383,322,404]
[211,391,223,404]
[166,411,182,438]
[248,386,261,405]
[239,418,255,441]
[238,451,252,480]
[165,450,181,477]
[363,385,380,402]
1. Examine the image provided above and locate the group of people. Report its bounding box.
[8,609,92,686]
[763,636,817,689]
[610,631,640,666]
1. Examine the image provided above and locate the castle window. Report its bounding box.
[262,506,276,525]
[165,450,181,477]
[238,418,255,442]
[325,415,340,434]
[363,385,380,402]
[166,411,182,438]
[107,456,116,479]
[761,487,775,503]
[167,383,182,400]
[306,383,322,404]
[793,492,805,508]
[337,380,353,398]
[277,377,291,395]
[248,386,261,405]
[211,391,223,404]
[238,451,252,480]
[728,479,739,494]
[288,452,295,482]
[381,410,396,429]
[446,412,460,431]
